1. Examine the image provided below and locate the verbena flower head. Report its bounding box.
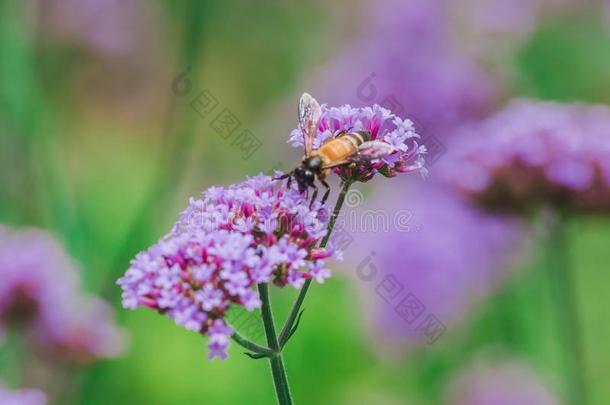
[288,104,427,182]
[0,385,47,405]
[440,99,610,214]
[0,226,125,363]
[446,357,560,405]
[118,174,339,359]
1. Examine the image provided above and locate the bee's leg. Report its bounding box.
[309,184,319,208]
[273,171,293,189]
[320,178,331,205]
[273,172,291,181]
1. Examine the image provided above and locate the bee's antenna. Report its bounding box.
[334,126,354,138]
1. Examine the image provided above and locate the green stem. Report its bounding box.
[254,181,353,404]
[278,180,352,346]
[258,283,292,405]
[230,329,274,357]
[546,213,587,405]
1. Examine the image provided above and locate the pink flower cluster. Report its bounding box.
[118,174,338,359]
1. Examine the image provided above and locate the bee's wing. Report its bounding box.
[298,93,321,157]
[351,140,395,161]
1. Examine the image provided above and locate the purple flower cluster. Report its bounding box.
[0,226,124,363]
[0,385,47,405]
[288,104,427,182]
[440,99,610,213]
[118,174,338,359]
[448,0,580,59]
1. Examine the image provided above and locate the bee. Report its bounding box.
[277,93,395,205]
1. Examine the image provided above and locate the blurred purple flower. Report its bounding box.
[0,385,46,405]
[439,99,610,213]
[34,0,162,57]
[38,297,125,363]
[30,0,170,126]
[288,104,427,182]
[118,174,339,359]
[347,182,528,352]
[314,0,497,139]
[449,0,581,59]
[0,226,125,363]
[314,0,581,142]
[445,356,560,405]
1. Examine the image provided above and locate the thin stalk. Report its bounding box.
[258,283,292,405]
[230,329,275,357]
[546,214,587,405]
[278,180,352,345]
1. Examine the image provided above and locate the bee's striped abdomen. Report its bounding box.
[317,130,372,163]
[347,130,371,145]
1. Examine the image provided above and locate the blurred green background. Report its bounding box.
[1,0,610,404]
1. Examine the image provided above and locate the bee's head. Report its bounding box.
[293,166,315,193]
